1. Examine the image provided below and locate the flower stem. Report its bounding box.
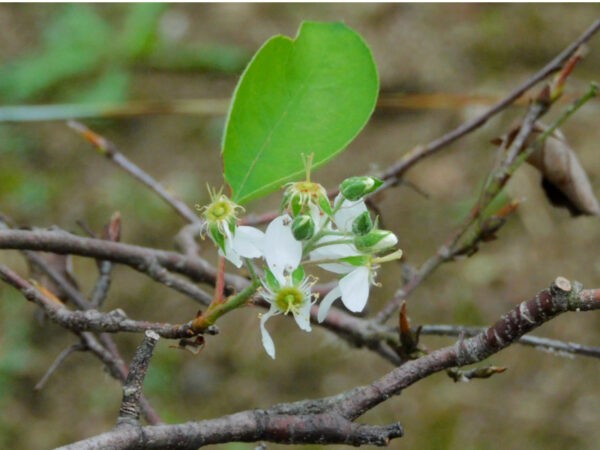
[243,258,260,283]
[308,238,354,252]
[192,280,260,330]
[211,256,226,304]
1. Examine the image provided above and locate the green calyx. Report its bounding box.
[354,229,398,253]
[352,211,373,235]
[340,176,383,201]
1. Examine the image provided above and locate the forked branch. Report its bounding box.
[58,277,600,449]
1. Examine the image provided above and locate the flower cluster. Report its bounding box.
[197,163,401,358]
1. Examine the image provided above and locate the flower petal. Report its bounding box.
[317,286,341,322]
[264,215,302,283]
[259,307,278,359]
[310,235,359,274]
[339,266,370,312]
[308,204,327,229]
[220,242,242,268]
[232,226,264,258]
[293,300,312,332]
[333,195,368,232]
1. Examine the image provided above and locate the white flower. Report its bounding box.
[220,225,264,268]
[259,268,314,359]
[197,187,244,238]
[309,234,361,274]
[310,194,402,321]
[317,265,374,322]
[262,215,302,282]
[332,194,368,232]
[316,248,403,322]
[197,188,264,267]
[308,195,366,273]
[309,194,371,319]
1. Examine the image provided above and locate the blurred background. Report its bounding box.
[1,4,599,449]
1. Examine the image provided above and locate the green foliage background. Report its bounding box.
[1,4,600,449]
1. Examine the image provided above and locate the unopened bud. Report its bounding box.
[291,214,315,241]
[340,176,383,201]
[354,229,398,253]
[352,211,373,236]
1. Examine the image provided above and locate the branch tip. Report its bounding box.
[145,330,160,341]
[554,276,572,292]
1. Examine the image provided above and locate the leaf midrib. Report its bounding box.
[234,61,318,201]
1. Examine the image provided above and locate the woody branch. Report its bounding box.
[59,277,600,449]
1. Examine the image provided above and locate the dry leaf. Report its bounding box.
[527,124,600,216]
[103,211,121,242]
[493,122,600,217]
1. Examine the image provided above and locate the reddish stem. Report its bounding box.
[213,256,226,304]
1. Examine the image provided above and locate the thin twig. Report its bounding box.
[380,19,600,183]
[0,226,404,363]
[0,265,216,339]
[225,20,600,232]
[174,222,205,258]
[375,84,554,323]
[0,216,92,310]
[67,121,202,225]
[0,228,218,304]
[89,260,114,309]
[1,215,162,423]
[34,344,84,390]
[88,212,121,309]
[5,226,590,366]
[420,324,600,359]
[375,46,594,324]
[22,250,93,310]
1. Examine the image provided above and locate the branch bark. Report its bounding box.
[58,277,600,449]
[380,18,600,183]
[68,121,202,225]
[0,265,216,339]
[0,228,244,303]
[420,324,600,359]
[117,331,160,427]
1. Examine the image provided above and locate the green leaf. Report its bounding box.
[67,68,130,103]
[0,4,110,101]
[222,21,379,204]
[119,3,167,60]
[148,44,250,74]
[44,4,110,52]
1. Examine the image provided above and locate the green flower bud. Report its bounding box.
[352,211,373,236]
[354,229,398,253]
[291,214,315,241]
[340,176,383,201]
